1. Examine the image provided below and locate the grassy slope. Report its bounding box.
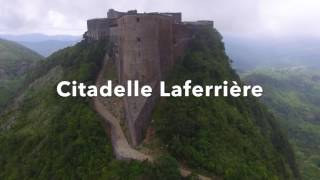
[152,28,300,180]
[244,67,320,180]
[0,38,43,109]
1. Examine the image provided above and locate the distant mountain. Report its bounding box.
[18,40,79,57]
[223,34,320,71]
[0,33,80,42]
[0,38,43,110]
[0,33,81,57]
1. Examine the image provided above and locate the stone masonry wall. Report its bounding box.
[86,19,109,40]
[117,14,174,145]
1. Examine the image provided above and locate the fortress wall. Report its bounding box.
[118,15,162,83]
[173,24,194,61]
[158,17,175,78]
[85,10,213,146]
[108,9,137,19]
[109,26,119,43]
[117,14,174,145]
[107,9,125,19]
[87,18,111,40]
[183,21,214,28]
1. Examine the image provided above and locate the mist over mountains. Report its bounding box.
[1,32,319,70]
[223,34,320,71]
[229,33,320,179]
[0,33,81,57]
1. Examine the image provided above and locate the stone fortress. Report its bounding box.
[85,9,214,146]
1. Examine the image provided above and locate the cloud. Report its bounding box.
[258,0,320,37]
[0,0,319,37]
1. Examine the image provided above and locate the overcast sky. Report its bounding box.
[1,0,320,37]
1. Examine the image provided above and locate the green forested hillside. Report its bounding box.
[153,29,300,179]
[0,39,42,69]
[0,40,182,180]
[0,38,43,110]
[0,29,300,179]
[244,67,320,180]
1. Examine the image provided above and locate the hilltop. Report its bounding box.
[0,9,301,179]
[0,34,80,57]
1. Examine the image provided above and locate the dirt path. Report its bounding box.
[94,98,151,161]
[93,55,151,161]
[93,55,212,179]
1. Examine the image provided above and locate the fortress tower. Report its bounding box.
[85,9,214,146]
[116,14,175,145]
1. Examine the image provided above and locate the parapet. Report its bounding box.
[85,9,214,41]
[107,9,137,19]
[183,20,214,28]
[85,18,118,40]
[160,13,182,23]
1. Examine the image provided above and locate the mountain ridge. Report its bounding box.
[0,34,81,57]
[0,28,300,179]
[0,38,43,110]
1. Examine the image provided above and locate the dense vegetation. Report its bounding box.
[0,40,182,179]
[244,67,320,180]
[0,38,42,70]
[153,28,300,179]
[0,38,43,110]
[0,29,304,179]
